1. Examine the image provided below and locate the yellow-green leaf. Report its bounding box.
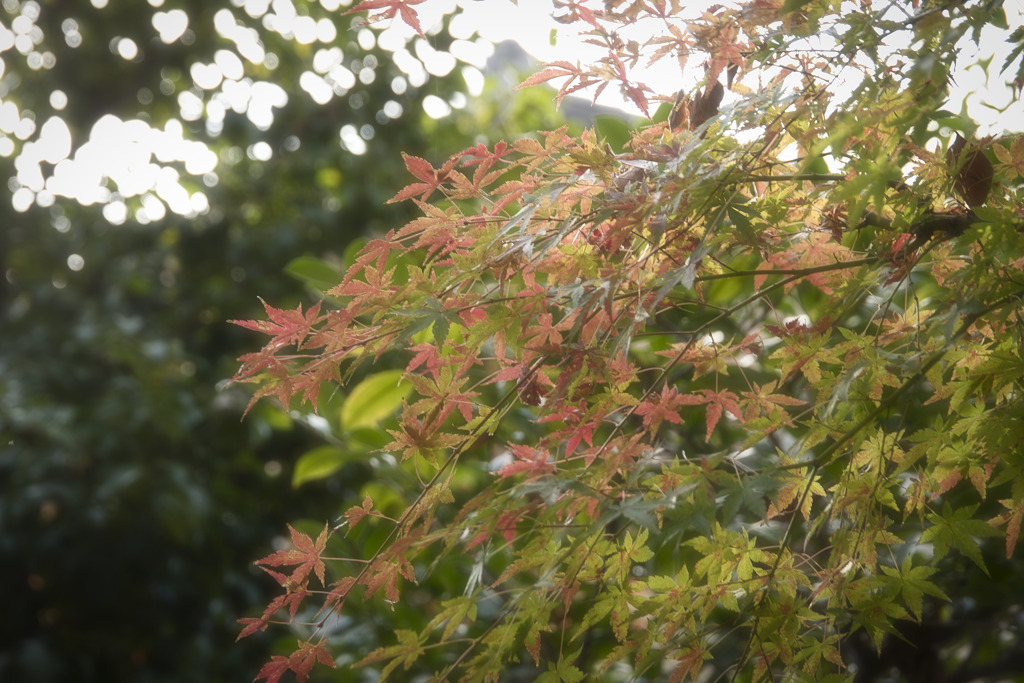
[341,369,411,431]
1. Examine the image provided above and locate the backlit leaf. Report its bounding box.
[340,369,411,431]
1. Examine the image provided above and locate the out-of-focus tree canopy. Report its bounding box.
[0,1,572,681]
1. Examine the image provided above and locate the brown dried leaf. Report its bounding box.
[668,89,690,130]
[947,133,993,207]
[689,80,724,129]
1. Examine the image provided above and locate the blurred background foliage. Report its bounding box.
[0,0,577,680]
[2,0,1021,681]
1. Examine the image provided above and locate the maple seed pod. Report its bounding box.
[946,133,993,208]
[689,80,724,129]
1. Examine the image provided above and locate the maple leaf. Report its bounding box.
[361,558,417,602]
[622,79,651,117]
[767,470,824,522]
[325,576,357,609]
[345,0,427,36]
[496,445,556,480]
[668,642,707,683]
[635,385,687,433]
[252,639,337,683]
[525,312,571,349]
[566,416,598,456]
[460,140,509,169]
[254,582,312,623]
[739,380,806,422]
[990,498,1024,559]
[517,61,580,90]
[387,152,459,204]
[516,61,594,108]
[458,305,487,329]
[494,508,525,545]
[289,640,336,681]
[342,495,374,530]
[256,523,330,587]
[676,389,743,441]
[337,231,402,290]
[538,399,599,456]
[406,342,444,381]
[356,630,425,677]
[237,616,269,640]
[231,299,322,350]
[255,655,291,683]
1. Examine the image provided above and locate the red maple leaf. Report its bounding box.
[231,299,321,350]
[342,495,374,529]
[387,152,459,204]
[338,230,402,289]
[496,445,556,480]
[289,640,336,680]
[676,389,743,441]
[406,343,443,381]
[325,576,357,609]
[552,0,601,28]
[237,616,269,640]
[460,140,509,168]
[361,558,416,602]
[566,416,598,456]
[525,312,571,349]
[517,61,588,108]
[345,0,427,36]
[635,385,687,433]
[255,655,291,683]
[256,523,330,587]
[495,508,525,545]
[254,640,335,683]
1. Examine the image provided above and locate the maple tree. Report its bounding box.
[234,0,1024,681]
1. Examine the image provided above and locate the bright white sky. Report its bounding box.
[463,0,1024,135]
[1,0,1022,238]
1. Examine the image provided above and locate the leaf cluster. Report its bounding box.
[234,1,1024,681]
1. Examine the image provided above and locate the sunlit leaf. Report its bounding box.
[340,369,411,431]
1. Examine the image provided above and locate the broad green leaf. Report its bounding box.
[342,236,369,270]
[292,445,366,487]
[340,369,411,431]
[782,0,816,14]
[348,426,391,449]
[284,255,342,291]
[595,114,632,152]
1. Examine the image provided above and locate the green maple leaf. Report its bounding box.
[920,503,1001,575]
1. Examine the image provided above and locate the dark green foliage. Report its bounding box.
[0,0,520,680]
